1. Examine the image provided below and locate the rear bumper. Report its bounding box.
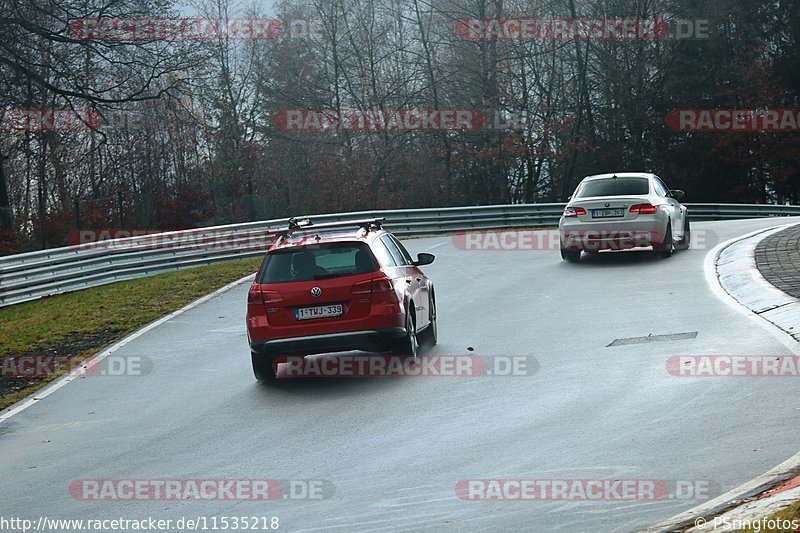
[250,328,407,358]
[559,217,668,251]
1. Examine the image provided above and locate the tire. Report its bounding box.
[419,292,437,348]
[676,218,691,250]
[560,248,581,263]
[252,352,277,382]
[393,306,418,358]
[657,221,675,258]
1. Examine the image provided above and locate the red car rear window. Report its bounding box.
[259,242,378,283]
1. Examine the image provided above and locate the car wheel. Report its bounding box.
[658,221,675,258]
[252,353,277,382]
[676,218,691,250]
[419,292,437,348]
[393,306,418,358]
[560,248,581,263]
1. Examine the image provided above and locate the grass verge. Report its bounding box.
[0,258,261,410]
[738,500,800,532]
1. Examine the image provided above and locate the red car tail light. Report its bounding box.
[247,285,262,303]
[262,291,283,304]
[248,285,283,304]
[351,280,372,295]
[351,276,397,302]
[629,204,658,214]
[351,277,392,294]
[563,207,587,217]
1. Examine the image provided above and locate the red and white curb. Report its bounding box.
[689,475,800,532]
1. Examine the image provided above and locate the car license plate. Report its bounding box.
[592,209,624,218]
[295,304,344,320]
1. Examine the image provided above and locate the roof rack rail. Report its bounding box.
[278,217,386,240]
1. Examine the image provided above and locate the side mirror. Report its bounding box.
[413,252,435,266]
[670,189,685,200]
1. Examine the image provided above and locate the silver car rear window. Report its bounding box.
[574,178,649,198]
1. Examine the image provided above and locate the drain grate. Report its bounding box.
[607,331,698,347]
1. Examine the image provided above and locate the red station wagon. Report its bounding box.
[246,218,437,382]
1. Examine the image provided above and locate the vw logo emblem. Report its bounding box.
[604,202,610,207]
[310,287,322,297]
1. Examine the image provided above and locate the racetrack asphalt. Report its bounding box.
[1,217,799,532]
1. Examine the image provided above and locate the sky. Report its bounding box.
[176,0,278,17]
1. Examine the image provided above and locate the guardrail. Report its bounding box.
[2,202,799,307]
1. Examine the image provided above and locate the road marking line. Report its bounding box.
[424,241,448,252]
